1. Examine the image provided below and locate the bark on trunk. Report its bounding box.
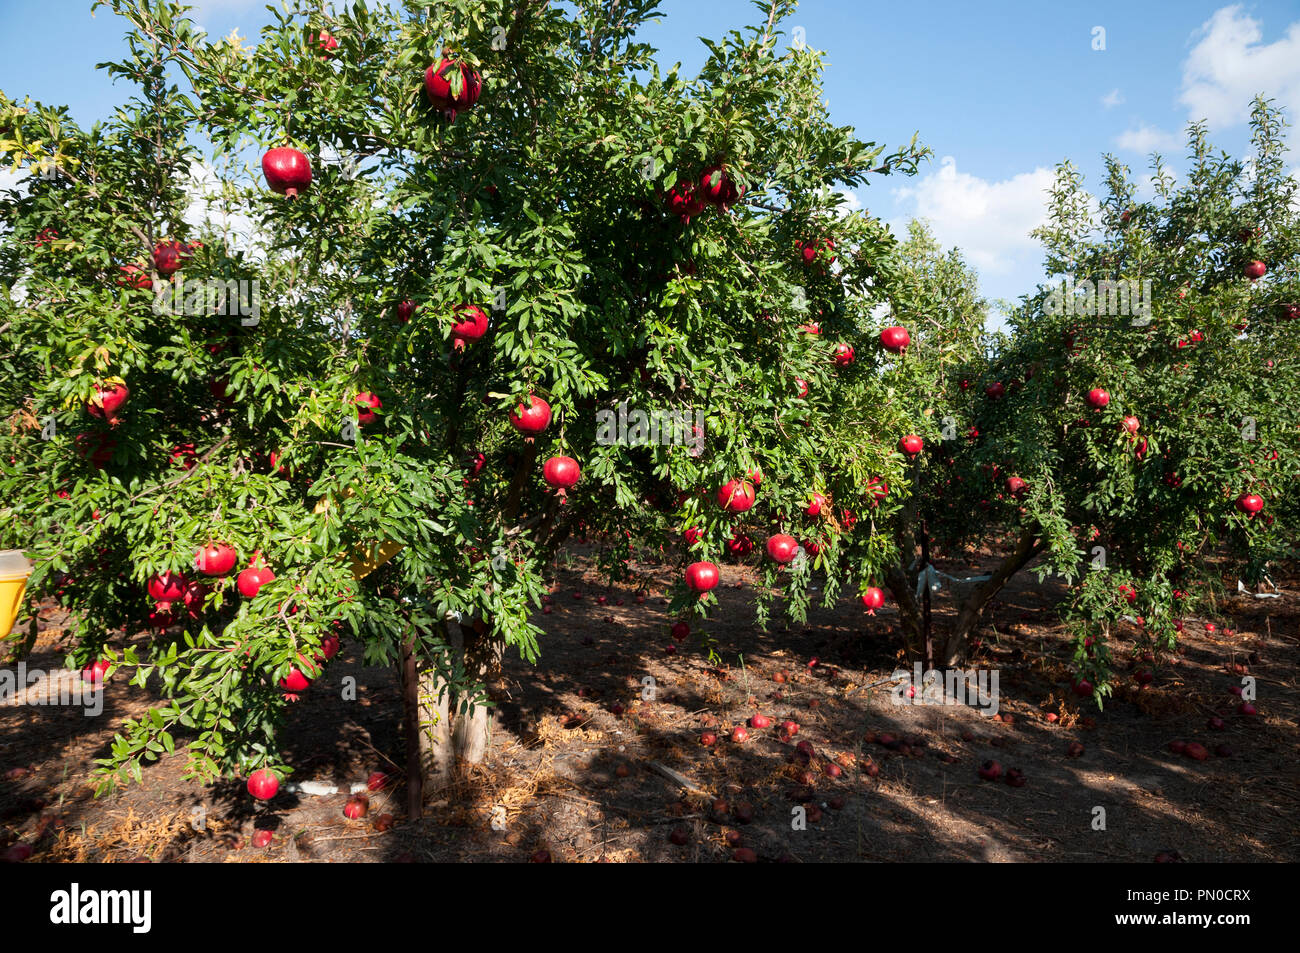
[404,611,506,804]
[413,619,454,798]
[885,565,924,661]
[400,633,424,819]
[452,623,502,766]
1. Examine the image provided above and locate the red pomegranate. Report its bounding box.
[170,443,197,470]
[860,587,885,615]
[766,534,800,564]
[237,559,275,599]
[1086,388,1110,409]
[799,238,835,265]
[699,164,741,207]
[985,381,1005,399]
[899,434,923,456]
[279,663,315,694]
[717,479,756,513]
[152,240,190,277]
[397,299,418,323]
[354,392,382,426]
[833,343,855,366]
[510,395,552,436]
[316,634,341,663]
[726,534,753,557]
[683,527,703,547]
[880,326,910,354]
[313,31,339,55]
[262,147,312,198]
[806,492,828,517]
[194,542,238,577]
[794,377,809,398]
[1005,476,1026,496]
[117,264,152,291]
[665,180,707,223]
[247,769,280,801]
[450,304,489,347]
[82,658,111,686]
[1235,492,1263,516]
[1243,260,1266,280]
[86,381,130,422]
[424,57,483,120]
[147,571,188,605]
[866,477,889,505]
[1121,415,1140,434]
[684,561,720,593]
[543,455,581,499]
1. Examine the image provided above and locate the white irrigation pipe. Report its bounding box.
[285,781,370,797]
[1237,579,1282,599]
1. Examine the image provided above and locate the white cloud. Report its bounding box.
[0,169,24,192]
[1115,123,1182,154]
[182,160,264,258]
[1133,171,1178,201]
[1101,88,1124,108]
[889,156,1054,278]
[1180,5,1300,128]
[833,188,864,219]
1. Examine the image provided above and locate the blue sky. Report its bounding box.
[4,0,1300,314]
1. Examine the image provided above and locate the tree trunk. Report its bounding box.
[885,565,924,660]
[403,612,505,805]
[920,525,934,670]
[413,618,454,800]
[448,615,502,766]
[940,529,1045,667]
[400,632,424,819]
[885,474,925,661]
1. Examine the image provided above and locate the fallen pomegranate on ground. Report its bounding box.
[1183,742,1209,761]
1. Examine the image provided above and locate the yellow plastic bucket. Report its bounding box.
[0,550,33,637]
[312,491,403,580]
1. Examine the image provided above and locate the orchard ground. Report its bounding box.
[3,541,1296,863]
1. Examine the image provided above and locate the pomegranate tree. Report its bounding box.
[899,103,1299,697]
[0,1,932,812]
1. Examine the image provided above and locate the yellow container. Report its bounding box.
[0,550,33,637]
[312,491,403,581]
